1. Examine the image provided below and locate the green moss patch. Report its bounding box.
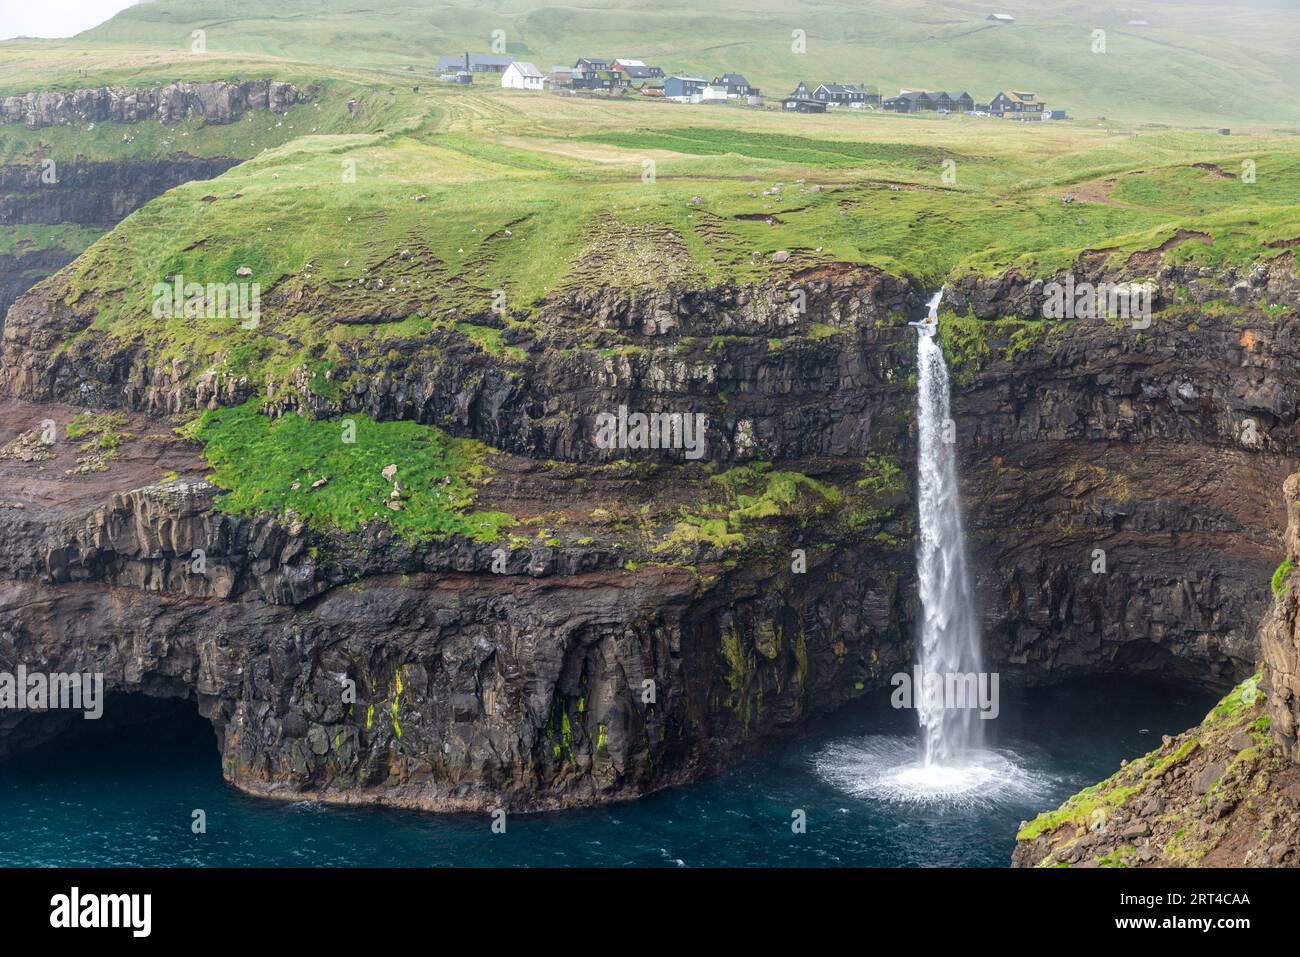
[190,399,512,542]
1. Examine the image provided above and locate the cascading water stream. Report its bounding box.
[912,288,985,767]
[808,290,1050,807]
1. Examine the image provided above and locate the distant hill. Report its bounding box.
[76,0,1300,126]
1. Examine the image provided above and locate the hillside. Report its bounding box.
[62,0,1300,127]
[2,0,1300,847]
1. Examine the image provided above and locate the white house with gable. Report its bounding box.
[501,61,545,91]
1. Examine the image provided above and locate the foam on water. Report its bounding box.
[812,735,1054,809]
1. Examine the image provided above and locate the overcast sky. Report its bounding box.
[1,0,140,40]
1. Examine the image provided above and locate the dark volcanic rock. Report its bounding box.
[0,79,310,129]
[0,158,240,227]
[0,243,1297,810]
[0,476,914,811]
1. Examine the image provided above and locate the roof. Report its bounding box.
[668,75,708,83]
[817,83,866,95]
[613,58,647,67]
[622,65,658,78]
[509,61,544,78]
[988,13,1015,21]
[716,73,750,85]
[435,53,515,69]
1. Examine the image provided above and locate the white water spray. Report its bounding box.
[912,287,984,766]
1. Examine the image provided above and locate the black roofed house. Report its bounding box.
[436,53,515,75]
[782,82,824,113]
[572,69,623,93]
[620,64,661,80]
[782,96,826,113]
[712,73,755,97]
[573,58,609,74]
[939,91,974,112]
[990,89,1045,118]
[612,59,665,79]
[883,90,936,113]
[812,83,868,107]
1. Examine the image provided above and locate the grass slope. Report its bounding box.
[65,0,1300,127]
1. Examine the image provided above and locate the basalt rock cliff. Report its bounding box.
[0,80,311,129]
[0,183,1297,808]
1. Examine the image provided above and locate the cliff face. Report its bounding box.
[0,80,310,128]
[0,159,240,228]
[0,221,1296,808]
[1262,473,1300,761]
[0,399,913,810]
[1013,469,1300,868]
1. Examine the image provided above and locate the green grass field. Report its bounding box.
[56,0,1300,127]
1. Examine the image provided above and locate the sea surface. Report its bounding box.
[0,675,1216,867]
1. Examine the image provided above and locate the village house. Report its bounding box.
[712,73,755,97]
[501,61,545,91]
[436,53,515,76]
[612,58,665,79]
[987,12,1015,23]
[935,91,975,112]
[990,89,1045,118]
[812,83,872,107]
[663,75,709,102]
[883,90,936,112]
[571,69,625,92]
[573,57,609,74]
[782,96,826,113]
[549,66,574,88]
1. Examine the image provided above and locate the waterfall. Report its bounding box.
[913,288,984,766]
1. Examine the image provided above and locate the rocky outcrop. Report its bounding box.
[1014,466,1300,868]
[1012,672,1300,867]
[1262,473,1300,761]
[0,80,311,129]
[0,246,78,339]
